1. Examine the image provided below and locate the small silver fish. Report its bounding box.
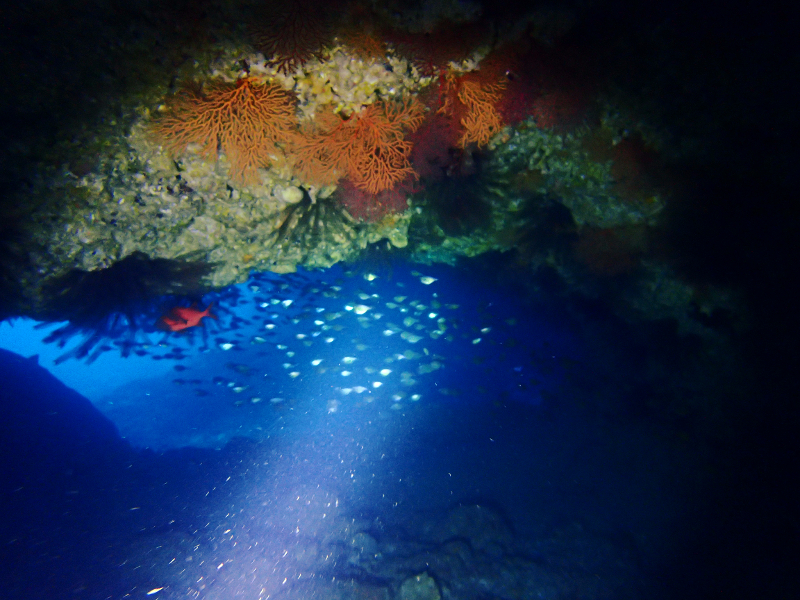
[400,331,423,343]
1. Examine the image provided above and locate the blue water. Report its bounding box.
[0,259,745,599]
[2,262,578,449]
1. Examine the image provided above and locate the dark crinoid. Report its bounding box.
[37,252,214,364]
[410,149,507,241]
[271,188,362,262]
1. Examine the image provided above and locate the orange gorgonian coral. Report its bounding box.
[456,78,506,147]
[435,69,507,149]
[150,77,298,185]
[291,98,425,194]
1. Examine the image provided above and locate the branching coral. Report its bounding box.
[150,77,298,185]
[456,79,506,147]
[291,98,425,194]
[437,72,507,148]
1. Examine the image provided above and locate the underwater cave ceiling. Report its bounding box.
[0,1,747,336]
[1,5,797,599]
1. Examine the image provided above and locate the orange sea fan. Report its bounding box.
[455,78,506,148]
[150,77,298,185]
[291,98,425,194]
[435,71,507,149]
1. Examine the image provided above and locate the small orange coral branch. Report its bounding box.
[292,98,425,194]
[436,71,507,148]
[151,77,298,184]
[455,79,506,148]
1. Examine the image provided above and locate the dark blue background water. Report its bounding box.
[1,257,773,600]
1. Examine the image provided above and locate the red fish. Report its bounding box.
[158,303,216,332]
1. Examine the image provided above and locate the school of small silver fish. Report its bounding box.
[157,266,569,415]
